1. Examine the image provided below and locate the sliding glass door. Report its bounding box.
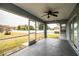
[73,18,78,46]
[70,16,78,47]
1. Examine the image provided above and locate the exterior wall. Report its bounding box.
[66,4,79,55]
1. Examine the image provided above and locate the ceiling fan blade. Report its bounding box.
[52,11,59,13]
[41,14,47,17]
[48,15,50,18]
[51,14,58,17]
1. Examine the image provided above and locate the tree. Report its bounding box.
[38,23,44,30]
[29,25,34,30]
[17,25,35,30]
[17,25,21,30]
[24,25,28,30]
[17,25,29,30]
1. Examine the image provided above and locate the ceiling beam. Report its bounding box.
[45,19,68,24]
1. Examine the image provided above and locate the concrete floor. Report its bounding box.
[10,39,77,56]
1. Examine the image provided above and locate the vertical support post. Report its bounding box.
[60,23,62,34]
[28,18,30,42]
[35,20,37,41]
[60,23,63,39]
[44,22,47,38]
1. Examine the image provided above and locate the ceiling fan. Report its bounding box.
[41,9,59,18]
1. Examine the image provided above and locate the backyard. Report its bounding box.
[0,9,60,55]
[0,32,59,56]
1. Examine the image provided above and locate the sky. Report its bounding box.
[0,10,29,26]
[0,9,58,28]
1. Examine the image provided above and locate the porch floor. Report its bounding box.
[10,39,77,56]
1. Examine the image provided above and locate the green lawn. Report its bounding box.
[0,32,59,55]
[47,34,60,38]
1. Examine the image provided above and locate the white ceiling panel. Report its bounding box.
[14,3,76,21]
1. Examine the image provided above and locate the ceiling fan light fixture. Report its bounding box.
[41,9,59,19]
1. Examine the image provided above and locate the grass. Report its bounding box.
[47,34,60,38]
[0,32,59,55]
[0,32,26,39]
[0,33,28,55]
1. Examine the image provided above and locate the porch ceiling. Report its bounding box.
[14,3,76,22]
